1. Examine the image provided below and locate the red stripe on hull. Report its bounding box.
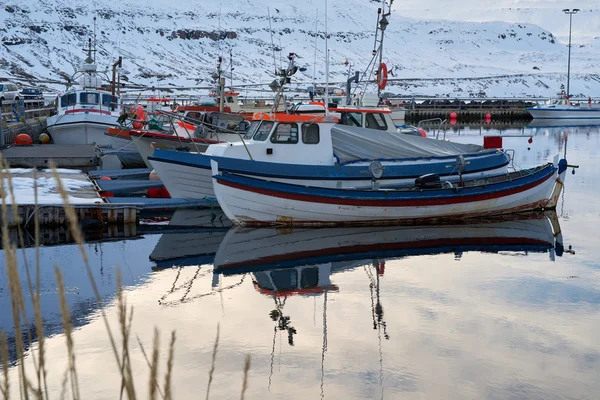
[217,171,555,207]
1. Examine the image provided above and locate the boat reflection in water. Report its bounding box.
[149,207,231,269]
[214,211,564,277]
[210,211,565,392]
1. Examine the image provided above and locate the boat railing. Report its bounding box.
[157,110,255,160]
[416,118,447,140]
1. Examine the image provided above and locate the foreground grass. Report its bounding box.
[0,159,251,399]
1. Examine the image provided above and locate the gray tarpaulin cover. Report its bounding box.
[331,125,487,164]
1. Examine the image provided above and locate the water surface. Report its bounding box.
[1,124,599,399]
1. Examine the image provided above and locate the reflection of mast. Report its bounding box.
[320,292,328,400]
[268,296,297,390]
[365,260,389,399]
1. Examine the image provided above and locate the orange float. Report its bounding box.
[15,134,33,145]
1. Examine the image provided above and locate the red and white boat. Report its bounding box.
[46,42,122,145]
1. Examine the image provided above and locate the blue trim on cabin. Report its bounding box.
[214,162,557,201]
[149,149,510,181]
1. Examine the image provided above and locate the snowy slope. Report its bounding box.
[399,0,600,44]
[0,0,598,97]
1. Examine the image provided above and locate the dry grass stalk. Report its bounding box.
[136,335,165,399]
[49,162,126,380]
[205,323,220,400]
[1,332,10,399]
[164,332,176,400]
[240,354,251,400]
[149,329,160,400]
[54,267,80,399]
[116,272,136,400]
[1,158,47,399]
[0,162,30,400]
[32,168,48,399]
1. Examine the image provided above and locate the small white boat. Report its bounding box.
[211,157,570,226]
[527,97,600,120]
[46,42,123,145]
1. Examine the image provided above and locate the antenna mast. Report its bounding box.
[376,0,392,100]
[312,9,319,101]
[93,16,97,63]
[324,0,329,115]
[267,8,277,75]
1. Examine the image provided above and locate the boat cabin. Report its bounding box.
[205,113,339,165]
[57,89,121,116]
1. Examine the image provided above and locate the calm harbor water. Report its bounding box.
[1,123,599,399]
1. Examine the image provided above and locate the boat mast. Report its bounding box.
[376,0,392,101]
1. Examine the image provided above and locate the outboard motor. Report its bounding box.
[415,173,441,189]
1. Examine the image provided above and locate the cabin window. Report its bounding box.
[80,92,99,105]
[302,123,320,144]
[102,94,118,111]
[270,123,299,144]
[341,112,363,127]
[365,113,388,130]
[184,112,202,123]
[226,96,235,103]
[252,121,275,141]
[300,268,319,289]
[243,121,261,140]
[60,93,77,107]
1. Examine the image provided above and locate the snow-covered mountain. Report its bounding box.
[0,0,598,97]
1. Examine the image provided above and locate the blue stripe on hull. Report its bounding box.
[149,149,509,181]
[214,163,556,203]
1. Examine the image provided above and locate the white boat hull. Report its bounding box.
[213,167,561,226]
[150,158,216,199]
[527,107,600,120]
[46,113,119,145]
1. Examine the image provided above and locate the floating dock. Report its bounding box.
[0,169,140,228]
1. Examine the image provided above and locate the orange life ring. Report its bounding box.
[377,63,388,91]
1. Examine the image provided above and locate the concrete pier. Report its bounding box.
[0,144,98,168]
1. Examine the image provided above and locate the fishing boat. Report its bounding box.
[527,96,600,120]
[211,155,570,226]
[213,211,563,274]
[149,111,510,199]
[46,39,122,145]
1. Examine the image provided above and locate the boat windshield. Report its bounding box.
[252,121,275,141]
[340,112,363,127]
[60,93,77,107]
[243,120,261,140]
[80,92,99,105]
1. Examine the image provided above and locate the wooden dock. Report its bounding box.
[0,144,98,168]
